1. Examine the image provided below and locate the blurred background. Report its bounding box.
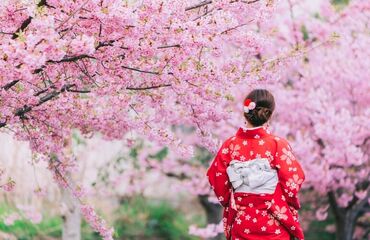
[0,0,369,239]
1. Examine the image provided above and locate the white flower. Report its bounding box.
[259,140,265,145]
[222,148,229,154]
[261,226,266,231]
[275,229,281,234]
[242,140,248,145]
[244,229,250,234]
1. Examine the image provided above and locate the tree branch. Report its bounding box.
[122,66,160,75]
[11,0,51,39]
[126,84,171,90]
[185,0,212,11]
[0,84,89,128]
[48,54,96,63]
[157,44,181,49]
[2,80,20,90]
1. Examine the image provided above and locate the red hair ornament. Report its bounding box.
[243,99,256,113]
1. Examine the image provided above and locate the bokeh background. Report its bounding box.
[0,0,369,239]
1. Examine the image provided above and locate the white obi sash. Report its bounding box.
[226,158,278,194]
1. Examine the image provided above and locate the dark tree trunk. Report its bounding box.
[333,210,356,240]
[328,191,369,240]
[198,195,224,240]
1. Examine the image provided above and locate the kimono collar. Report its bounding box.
[236,126,270,139]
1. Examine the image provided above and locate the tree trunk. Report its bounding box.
[333,211,356,240]
[62,188,81,240]
[198,195,224,240]
[328,192,360,240]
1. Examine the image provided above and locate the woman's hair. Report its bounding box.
[244,89,275,127]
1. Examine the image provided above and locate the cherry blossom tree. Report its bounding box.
[0,0,279,238]
[154,1,370,239]
[259,0,370,239]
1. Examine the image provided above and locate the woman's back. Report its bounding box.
[206,89,305,240]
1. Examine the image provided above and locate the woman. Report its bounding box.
[207,89,305,240]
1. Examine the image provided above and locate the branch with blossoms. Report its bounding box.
[0,0,282,238]
[49,156,114,240]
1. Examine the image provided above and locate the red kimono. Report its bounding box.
[207,127,305,240]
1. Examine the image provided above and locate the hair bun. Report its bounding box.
[243,89,275,127]
[255,107,271,123]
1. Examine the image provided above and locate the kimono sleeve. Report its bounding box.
[273,138,305,209]
[206,139,232,207]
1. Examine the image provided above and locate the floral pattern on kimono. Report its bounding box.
[207,127,305,240]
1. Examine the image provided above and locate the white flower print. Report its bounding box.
[286,174,304,191]
[240,155,246,161]
[261,226,266,231]
[215,172,222,177]
[275,229,281,234]
[250,151,254,156]
[258,139,265,145]
[252,218,257,223]
[244,229,250,234]
[229,144,241,157]
[242,140,248,146]
[291,226,296,230]
[280,147,296,165]
[274,205,288,220]
[245,215,251,220]
[254,134,260,139]
[267,217,280,226]
[236,218,242,224]
[222,148,229,154]
[248,203,254,208]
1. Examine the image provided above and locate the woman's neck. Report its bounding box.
[244,121,265,129]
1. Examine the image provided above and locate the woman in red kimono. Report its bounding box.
[207,89,305,240]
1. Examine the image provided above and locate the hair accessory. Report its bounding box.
[243,99,256,113]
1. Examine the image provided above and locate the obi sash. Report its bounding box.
[226,158,278,194]
[223,158,304,240]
